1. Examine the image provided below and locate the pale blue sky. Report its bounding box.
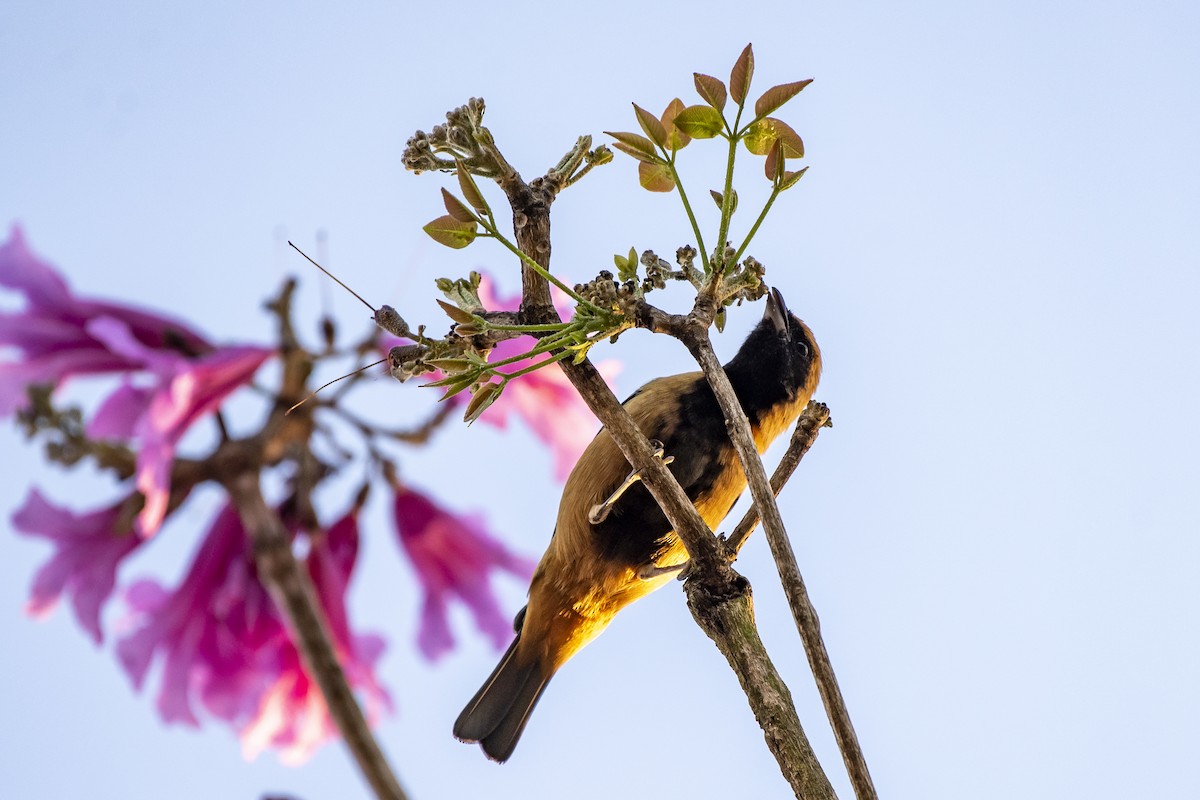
[2,2,1198,799]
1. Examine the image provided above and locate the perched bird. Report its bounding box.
[453,287,821,762]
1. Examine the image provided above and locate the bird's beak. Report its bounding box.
[764,287,789,333]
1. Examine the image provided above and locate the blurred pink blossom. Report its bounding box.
[390,480,535,661]
[0,227,272,536]
[11,489,143,644]
[472,276,619,480]
[379,275,618,480]
[117,502,390,763]
[0,225,212,417]
[86,317,272,536]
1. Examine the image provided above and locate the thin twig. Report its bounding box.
[725,401,832,556]
[683,333,877,800]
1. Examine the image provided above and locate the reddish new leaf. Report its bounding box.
[754,79,813,119]
[661,98,691,150]
[455,160,490,215]
[729,44,755,106]
[694,73,728,112]
[436,299,476,325]
[441,188,476,223]
[638,161,676,192]
[633,104,668,149]
[710,188,739,214]
[764,139,785,182]
[610,141,664,165]
[605,131,659,158]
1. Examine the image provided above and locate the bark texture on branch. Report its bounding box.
[490,151,836,799]
[226,280,409,800]
[687,578,835,800]
[683,334,876,800]
[227,473,409,800]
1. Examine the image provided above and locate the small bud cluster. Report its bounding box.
[675,245,697,275]
[573,270,628,309]
[402,98,495,176]
[640,251,673,290]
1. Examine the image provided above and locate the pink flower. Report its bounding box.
[390,480,535,661]
[0,227,272,536]
[86,317,273,536]
[117,502,390,763]
[0,225,212,417]
[472,276,620,480]
[11,489,142,644]
[242,507,392,764]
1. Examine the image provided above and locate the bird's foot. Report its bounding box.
[637,560,692,581]
[588,439,675,524]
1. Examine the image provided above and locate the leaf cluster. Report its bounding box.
[402,44,813,424]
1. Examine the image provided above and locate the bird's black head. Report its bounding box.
[723,288,822,421]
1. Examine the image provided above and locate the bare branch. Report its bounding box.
[681,333,876,800]
[725,401,832,556]
[226,472,409,800]
[450,120,836,798]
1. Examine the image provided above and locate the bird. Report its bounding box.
[453,287,821,762]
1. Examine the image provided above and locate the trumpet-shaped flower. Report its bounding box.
[117,502,390,763]
[0,225,212,417]
[390,481,535,661]
[11,489,142,644]
[0,227,272,536]
[86,317,272,536]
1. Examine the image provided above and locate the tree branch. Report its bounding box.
[480,142,835,799]
[229,279,409,800]
[680,332,877,800]
[725,401,832,556]
[225,472,409,800]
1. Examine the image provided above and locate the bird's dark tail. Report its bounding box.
[453,631,553,763]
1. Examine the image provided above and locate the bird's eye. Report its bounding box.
[796,341,810,358]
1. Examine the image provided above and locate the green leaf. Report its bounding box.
[426,357,474,373]
[673,105,724,139]
[436,298,476,324]
[423,215,478,249]
[615,246,638,282]
[710,188,739,215]
[463,381,502,423]
[779,166,809,191]
[753,79,813,119]
[424,370,475,389]
[633,103,668,149]
[441,377,476,400]
[715,306,727,333]
[455,159,490,215]
[660,98,691,150]
[743,117,804,158]
[441,188,476,223]
[694,73,727,112]
[638,161,675,192]
[729,44,755,106]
